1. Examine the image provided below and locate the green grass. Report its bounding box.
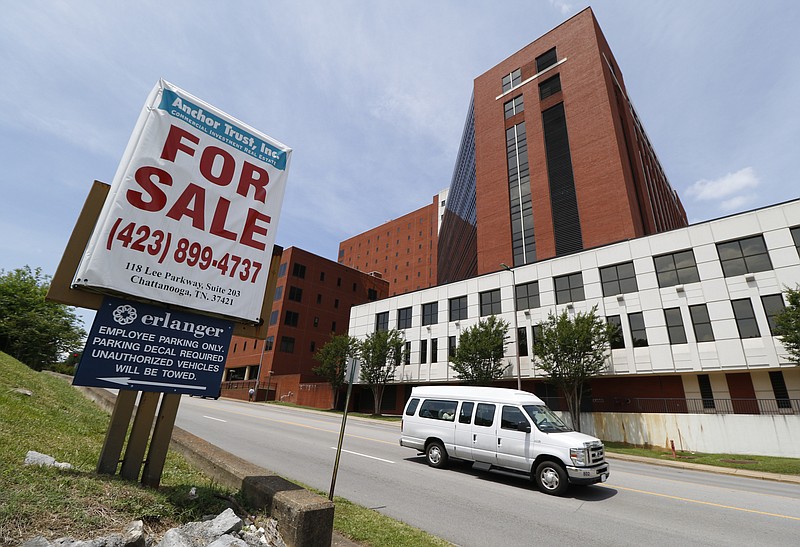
[0,352,448,546]
[269,400,402,422]
[604,442,800,475]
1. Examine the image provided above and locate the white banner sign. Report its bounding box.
[73,80,291,322]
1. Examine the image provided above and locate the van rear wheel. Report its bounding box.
[425,441,448,469]
[534,461,568,496]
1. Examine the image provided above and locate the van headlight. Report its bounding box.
[569,447,588,466]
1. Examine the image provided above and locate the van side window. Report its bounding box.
[459,402,474,424]
[419,399,458,421]
[501,406,528,430]
[474,403,496,427]
[405,398,420,416]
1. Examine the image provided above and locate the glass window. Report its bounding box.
[431,338,438,363]
[375,311,389,332]
[474,403,496,427]
[664,308,687,344]
[689,304,715,342]
[279,336,295,353]
[600,261,638,297]
[273,285,283,301]
[517,326,528,357]
[277,262,287,277]
[269,310,279,325]
[628,312,648,347]
[654,250,700,287]
[418,399,457,421]
[732,298,760,338]
[448,335,457,358]
[288,286,302,302]
[420,339,428,364]
[554,272,584,304]
[501,406,529,430]
[539,74,561,100]
[405,398,420,416]
[284,310,299,327]
[536,47,557,72]
[717,235,772,277]
[761,294,786,335]
[480,289,502,316]
[698,374,715,409]
[515,281,540,310]
[501,68,522,92]
[292,263,306,278]
[397,307,412,329]
[607,315,624,349]
[458,401,474,424]
[449,296,468,321]
[404,341,411,366]
[791,226,800,256]
[769,371,791,409]
[422,302,438,326]
[503,95,524,119]
[264,336,274,351]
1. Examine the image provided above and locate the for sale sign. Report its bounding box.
[73,80,291,322]
[73,296,233,396]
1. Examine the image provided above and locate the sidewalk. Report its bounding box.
[606,452,800,485]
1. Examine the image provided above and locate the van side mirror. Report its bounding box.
[518,422,531,433]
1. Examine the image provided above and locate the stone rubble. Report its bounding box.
[21,509,287,547]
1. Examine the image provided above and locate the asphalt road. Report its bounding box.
[175,396,800,546]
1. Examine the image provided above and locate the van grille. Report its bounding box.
[588,442,605,465]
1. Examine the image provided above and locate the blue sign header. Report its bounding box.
[73,297,234,396]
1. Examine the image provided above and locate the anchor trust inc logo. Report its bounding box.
[112,304,137,326]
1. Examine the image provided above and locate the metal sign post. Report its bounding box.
[329,358,358,501]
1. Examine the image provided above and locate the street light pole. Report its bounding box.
[501,263,522,390]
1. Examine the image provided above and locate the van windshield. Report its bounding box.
[522,405,572,433]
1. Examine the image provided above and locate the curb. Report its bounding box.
[606,452,800,485]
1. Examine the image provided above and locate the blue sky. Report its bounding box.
[1,1,799,328]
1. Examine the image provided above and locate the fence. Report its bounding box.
[540,397,799,416]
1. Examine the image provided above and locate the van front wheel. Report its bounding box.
[425,441,448,469]
[534,461,568,496]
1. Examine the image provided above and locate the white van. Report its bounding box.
[400,386,609,495]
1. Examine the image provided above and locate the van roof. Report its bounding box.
[409,386,545,405]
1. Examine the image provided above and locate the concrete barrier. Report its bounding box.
[76,386,335,547]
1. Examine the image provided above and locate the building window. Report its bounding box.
[480,289,502,316]
[420,339,428,364]
[517,326,528,357]
[554,272,584,304]
[368,288,378,301]
[448,335,457,358]
[501,68,521,92]
[654,250,700,288]
[628,312,648,347]
[689,304,715,342]
[337,277,342,287]
[334,299,339,309]
[292,263,306,278]
[449,296,468,321]
[717,235,772,277]
[503,95,524,119]
[792,226,800,256]
[538,74,561,100]
[607,315,624,349]
[310,341,316,353]
[284,310,299,327]
[404,342,411,366]
[664,308,687,344]
[320,271,325,281]
[698,374,715,409]
[269,310,279,325]
[353,282,357,291]
[273,285,283,301]
[316,294,322,304]
[769,371,791,409]
[279,336,295,353]
[600,261,638,297]
[397,307,412,329]
[313,316,319,328]
[288,286,303,302]
[422,302,438,326]
[515,281,540,310]
[431,338,438,363]
[507,122,535,266]
[331,321,337,332]
[536,47,557,72]
[532,324,542,345]
[732,298,760,338]
[375,311,389,332]
[277,263,287,277]
[761,294,786,335]
[264,336,274,351]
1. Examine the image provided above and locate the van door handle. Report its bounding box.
[473,434,477,443]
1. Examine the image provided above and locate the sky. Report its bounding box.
[1,1,799,329]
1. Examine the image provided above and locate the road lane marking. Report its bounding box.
[600,483,800,521]
[203,415,227,422]
[331,447,395,464]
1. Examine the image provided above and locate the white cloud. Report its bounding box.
[549,0,573,15]
[684,167,760,202]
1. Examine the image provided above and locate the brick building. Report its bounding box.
[222,247,388,406]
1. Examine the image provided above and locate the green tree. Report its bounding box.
[0,266,86,370]
[775,285,800,365]
[532,306,614,431]
[450,315,510,385]
[357,329,405,416]
[313,333,358,409]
